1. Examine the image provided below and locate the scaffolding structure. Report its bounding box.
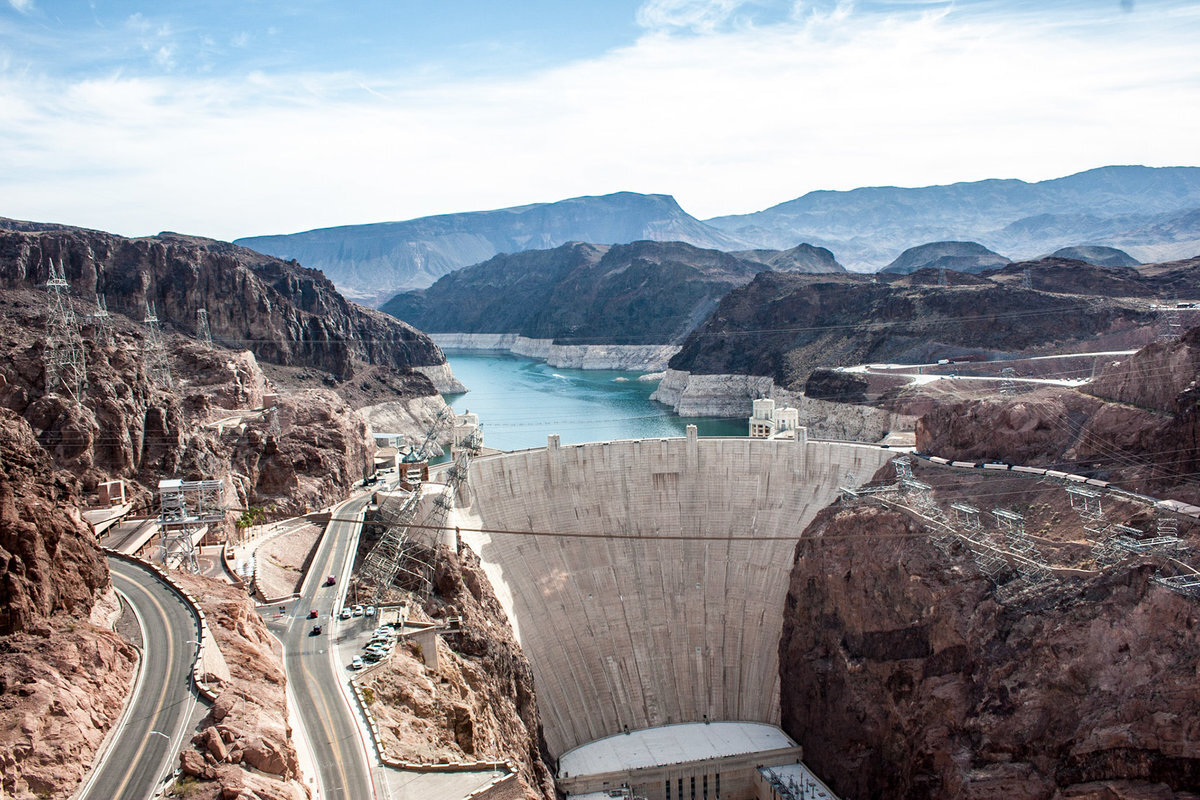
[42,259,87,404]
[359,415,484,604]
[91,294,114,348]
[157,478,225,572]
[196,308,213,348]
[142,301,173,389]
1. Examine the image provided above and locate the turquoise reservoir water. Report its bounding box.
[442,351,747,452]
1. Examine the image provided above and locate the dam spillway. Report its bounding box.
[457,428,894,758]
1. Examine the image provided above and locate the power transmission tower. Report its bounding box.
[91,294,114,348]
[1021,266,1033,290]
[938,266,947,287]
[42,259,87,404]
[142,300,173,389]
[196,308,213,348]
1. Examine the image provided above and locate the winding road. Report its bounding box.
[272,494,375,800]
[80,557,202,800]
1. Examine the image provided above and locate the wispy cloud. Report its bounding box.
[8,0,33,13]
[0,2,1197,240]
[636,0,758,32]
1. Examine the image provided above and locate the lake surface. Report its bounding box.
[442,351,747,452]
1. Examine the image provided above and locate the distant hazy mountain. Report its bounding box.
[705,165,1200,270]
[236,192,749,306]
[880,241,1011,275]
[1046,245,1139,268]
[381,240,765,345]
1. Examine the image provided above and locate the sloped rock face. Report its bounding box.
[780,501,1200,800]
[0,221,447,381]
[0,408,137,799]
[172,573,306,800]
[363,544,556,800]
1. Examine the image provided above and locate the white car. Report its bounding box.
[352,605,364,617]
[349,657,363,670]
[340,607,351,620]
[365,605,376,618]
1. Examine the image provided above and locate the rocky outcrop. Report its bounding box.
[733,242,845,273]
[384,240,763,347]
[1048,246,1140,267]
[0,221,449,382]
[432,333,681,371]
[0,408,110,635]
[236,192,749,304]
[363,544,556,799]
[0,289,377,515]
[668,268,1158,391]
[172,573,306,800]
[0,408,137,799]
[880,241,1011,274]
[917,328,1200,503]
[780,492,1200,800]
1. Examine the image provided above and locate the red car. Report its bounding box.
[310,625,322,636]
[308,609,318,619]
[325,575,336,586]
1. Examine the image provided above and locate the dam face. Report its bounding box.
[459,431,893,758]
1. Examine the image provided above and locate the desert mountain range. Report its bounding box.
[236,165,1200,305]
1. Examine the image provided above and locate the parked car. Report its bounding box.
[340,607,351,620]
[352,605,364,617]
[363,650,382,662]
[325,575,336,586]
[310,625,322,635]
[349,657,363,670]
[307,609,318,619]
[365,605,376,618]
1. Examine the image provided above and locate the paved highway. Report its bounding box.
[274,494,375,800]
[81,557,201,800]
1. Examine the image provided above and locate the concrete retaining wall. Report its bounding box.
[461,432,894,756]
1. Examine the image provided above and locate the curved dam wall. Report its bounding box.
[459,431,894,757]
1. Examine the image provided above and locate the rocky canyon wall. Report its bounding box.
[780,497,1200,800]
[0,221,449,382]
[0,408,137,799]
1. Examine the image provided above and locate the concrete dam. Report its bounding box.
[456,428,894,763]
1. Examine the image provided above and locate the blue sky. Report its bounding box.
[2,0,1198,240]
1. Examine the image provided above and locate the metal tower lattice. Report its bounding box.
[42,259,87,403]
[999,367,1017,396]
[1021,266,1033,290]
[91,294,114,348]
[142,300,173,389]
[197,308,213,348]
